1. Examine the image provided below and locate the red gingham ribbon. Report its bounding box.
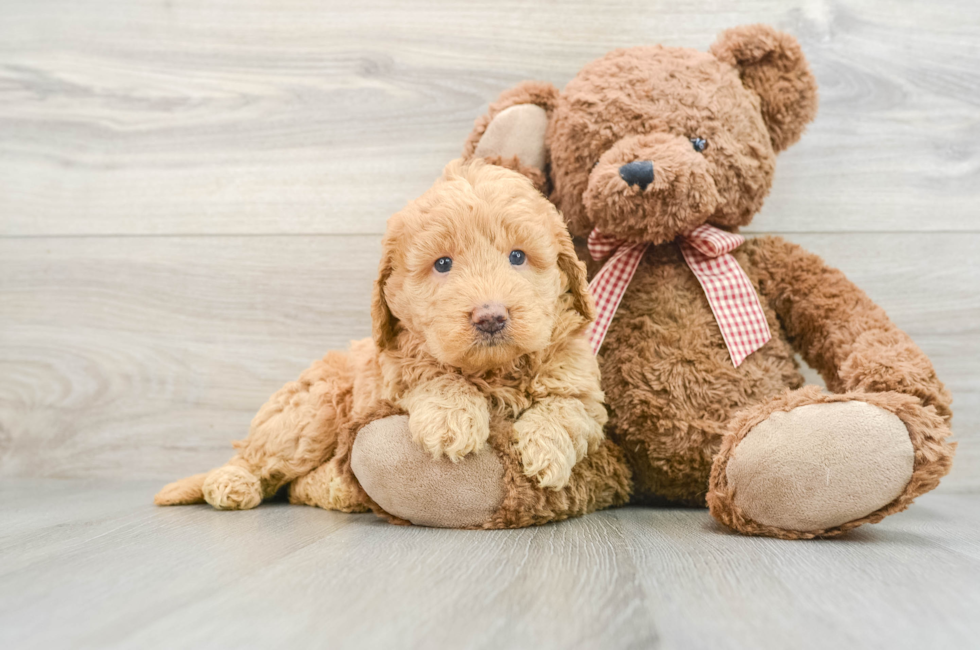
[585,224,771,366]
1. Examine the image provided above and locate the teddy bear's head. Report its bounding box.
[464,24,818,243]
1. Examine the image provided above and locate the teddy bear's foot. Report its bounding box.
[350,415,506,528]
[724,401,913,532]
[202,465,263,510]
[708,388,954,539]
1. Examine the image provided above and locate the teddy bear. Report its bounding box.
[344,24,955,539]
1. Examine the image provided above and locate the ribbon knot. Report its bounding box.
[585,224,771,366]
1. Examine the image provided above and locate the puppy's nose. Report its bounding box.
[619,160,654,190]
[471,302,508,335]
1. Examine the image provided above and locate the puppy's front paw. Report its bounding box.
[409,399,491,462]
[513,415,577,491]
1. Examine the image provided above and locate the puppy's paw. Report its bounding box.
[202,465,262,510]
[409,398,491,462]
[513,415,577,491]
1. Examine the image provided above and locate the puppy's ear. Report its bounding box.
[710,24,818,153]
[556,230,595,323]
[371,234,399,351]
[462,81,559,194]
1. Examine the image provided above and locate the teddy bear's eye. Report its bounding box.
[691,137,708,153]
[434,257,453,273]
[509,250,526,266]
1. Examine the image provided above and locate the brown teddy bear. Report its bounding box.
[347,24,955,539]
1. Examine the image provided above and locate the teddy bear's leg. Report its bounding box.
[349,415,508,527]
[708,386,954,539]
[347,413,633,529]
[712,236,956,538]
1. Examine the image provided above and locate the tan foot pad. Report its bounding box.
[351,415,505,528]
[727,401,915,532]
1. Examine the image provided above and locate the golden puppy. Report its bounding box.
[155,159,606,511]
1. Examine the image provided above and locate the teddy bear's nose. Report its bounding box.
[471,302,509,335]
[619,160,654,190]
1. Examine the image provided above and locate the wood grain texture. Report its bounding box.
[1,0,979,236]
[1,480,979,650]
[1,231,978,490]
[1,5,978,483]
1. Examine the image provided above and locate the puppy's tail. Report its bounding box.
[154,472,208,506]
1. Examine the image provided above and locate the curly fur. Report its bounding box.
[156,159,610,511]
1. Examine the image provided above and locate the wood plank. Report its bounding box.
[0,480,978,649]
[616,494,980,650]
[0,235,379,479]
[1,233,976,490]
[1,1,979,236]
[0,480,361,649]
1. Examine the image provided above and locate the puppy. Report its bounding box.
[155,159,606,511]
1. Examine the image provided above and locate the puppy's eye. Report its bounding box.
[434,257,453,273]
[509,250,526,266]
[691,137,708,153]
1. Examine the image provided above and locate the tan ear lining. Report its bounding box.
[473,103,550,171]
[462,80,559,194]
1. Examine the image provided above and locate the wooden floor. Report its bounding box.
[1,481,979,650]
[2,1,979,647]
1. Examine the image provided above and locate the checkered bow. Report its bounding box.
[585,223,771,366]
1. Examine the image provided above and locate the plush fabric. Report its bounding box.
[725,400,914,532]
[347,413,632,529]
[708,387,954,539]
[474,104,551,173]
[351,415,506,528]
[460,23,955,538]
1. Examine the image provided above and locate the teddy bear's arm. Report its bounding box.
[746,235,951,421]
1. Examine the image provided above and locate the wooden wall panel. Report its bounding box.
[1,0,977,491]
[1,1,978,236]
[1,233,976,489]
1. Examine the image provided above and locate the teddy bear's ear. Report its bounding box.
[462,81,559,194]
[710,24,818,153]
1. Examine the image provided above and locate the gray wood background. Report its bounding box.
[2,0,978,491]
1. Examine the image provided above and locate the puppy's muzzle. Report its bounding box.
[471,302,508,336]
